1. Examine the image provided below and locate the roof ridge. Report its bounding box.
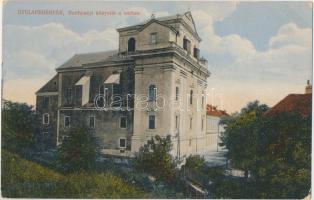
[264,93,312,117]
[56,49,119,70]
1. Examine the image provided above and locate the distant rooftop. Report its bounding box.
[264,93,312,118]
[207,105,229,117]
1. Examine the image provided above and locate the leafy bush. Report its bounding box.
[1,150,147,198]
[2,100,39,154]
[56,127,100,173]
[185,155,206,172]
[134,135,176,182]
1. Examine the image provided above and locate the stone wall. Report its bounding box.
[36,75,59,147]
[58,109,133,150]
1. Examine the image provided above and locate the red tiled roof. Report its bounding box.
[264,93,312,117]
[207,104,229,117]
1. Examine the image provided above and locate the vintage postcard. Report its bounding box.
[1,1,312,199]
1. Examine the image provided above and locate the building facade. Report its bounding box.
[206,105,228,150]
[36,12,210,158]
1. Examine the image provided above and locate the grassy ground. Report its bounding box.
[1,150,148,198]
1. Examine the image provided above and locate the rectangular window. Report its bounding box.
[150,33,157,44]
[43,96,50,108]
[89,116,95,128]
[183,38,188,50]
[66,88,72,103]
[175,87,179,101]
[149,115,155,129]
[97,85,104,107]
[120,116,127,128]
[112,85,122,107]
[64,116,70,128]
[75,86,81,105]
[193,47,200,59]
[175,116,179,130]
[148,85,157,101]
[119,138,126,148]
[113,84,121,95]
[183,38,191,54]
[189,139,192,146]
[43,113,49,125]
[104,87,109,106]
[190,90,193,105]
[187,40,191,54]
[99,85,104,95]
[190,118,192,129]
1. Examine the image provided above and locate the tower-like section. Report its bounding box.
[117,12,210,158]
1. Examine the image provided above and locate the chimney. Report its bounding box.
[305,80,312,94]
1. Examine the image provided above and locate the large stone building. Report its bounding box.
[36,12,210,158]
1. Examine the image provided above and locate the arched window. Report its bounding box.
[148,84,157,101]
[43,113,49,125]
[128,38,136,52]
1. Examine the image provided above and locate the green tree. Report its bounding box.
[1,100,39,154]
[220,100,311,198]
[251,112,311,198]
[134,135,176,182]
[220,100,268,179]
[56,127,100,173]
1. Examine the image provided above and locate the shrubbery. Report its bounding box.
[2,100,39,155]
[134,135,176,182]
[56,127,100,173]
[185,155,206,172]
[1,150,147,198]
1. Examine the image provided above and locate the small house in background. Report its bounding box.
[206,105,228,150]
[264,80,312,118]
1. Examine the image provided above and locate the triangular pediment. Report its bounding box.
[183,11,201,41]
[138,19,178,34]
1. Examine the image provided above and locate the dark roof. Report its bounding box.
[36,74,58,94]
[207,105,229,117]
[57,50,118,70]
[264,93,312,117]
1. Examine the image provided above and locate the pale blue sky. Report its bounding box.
[215,1,312,50]
[2,1,313,112]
